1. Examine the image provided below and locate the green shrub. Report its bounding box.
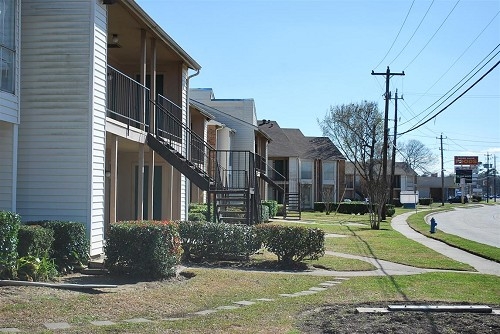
[27,221,89,273]
[261,200,278,217]
[385,204,396,217]
[276,204,284,216]
[178,221,261,261]
[188,203,212,222]
[255,224,325,265]
[17,225,54,258]
[260,205,270,223]
[0,211,21,279]
[188,212,206,222]
[105,220,181,279]
[419,198,433,206]
[314,202,326,212]
[16,255,58,282]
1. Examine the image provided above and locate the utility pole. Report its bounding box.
[494,155,497,202]
[372,66,405,219]
[486,153,490,203]
[438,134,446,206]
[389,89,403,205]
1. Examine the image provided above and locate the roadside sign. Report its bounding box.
[455,169,472,183]
[454,156,478,165]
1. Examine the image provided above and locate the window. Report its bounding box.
[345,174,354,188]
[322,161,335,181]
[0,0,16,94]
[301,160,313,180]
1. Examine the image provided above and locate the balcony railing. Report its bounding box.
[106,65,150,131]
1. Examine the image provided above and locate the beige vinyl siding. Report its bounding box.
[0,122,14,210]
[0,92,18,123]
[89,1,107,255]
[17,1,97,234]
[289,157,299,193]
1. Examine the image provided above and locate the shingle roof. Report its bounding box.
[259,120,344,160]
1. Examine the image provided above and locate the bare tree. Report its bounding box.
[398,139,436,174]
[318,101,387,229]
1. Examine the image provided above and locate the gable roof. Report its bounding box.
[259,120,345,160]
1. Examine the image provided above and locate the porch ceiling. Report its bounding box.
[107,1,200,69]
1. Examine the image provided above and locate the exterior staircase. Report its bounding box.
[146,133,212,191]
[284,192,301,219]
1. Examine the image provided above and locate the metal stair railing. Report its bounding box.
[106,65,150,133]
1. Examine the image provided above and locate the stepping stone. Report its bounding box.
[0,329,21,333]
[254,298,275,302]
[91,320,116,326]
[44,322,71,330]
[294,290,318,296]
[279,293,296,297]
[162,317,184,321]
[319,282,338,287]
[309,287,327,291]
[234,300,255,306]
[193,309,218,315]
[492,309,500,315]
[123,318,152,323]
[356,307,390,313]
[333,277,350,280]
[216,305,240,310]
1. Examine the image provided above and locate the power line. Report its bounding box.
[404,0,461,70]
[373,0,415,70]
[399,44,500,127]
[389,0,435,65]
[409,10,500,108]
[399,60,500,135]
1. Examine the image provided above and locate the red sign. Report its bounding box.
[454,156,478,165]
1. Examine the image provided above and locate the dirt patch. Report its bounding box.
[297,302,500,333]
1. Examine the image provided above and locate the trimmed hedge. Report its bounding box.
[105,220,181,279]
[17,225,54,258]
[188,203,213,222]
[419,198,433,206]
[178,221,261,261]
[260,205,270,223]
[261,200,278,218]
[27,221,89,272]
[314,202,370,215]
[255,224,325,265]
[0,211,21,279]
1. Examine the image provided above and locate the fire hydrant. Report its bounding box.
[430,217,437,234]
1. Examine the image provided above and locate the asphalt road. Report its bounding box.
[427,205,500,248]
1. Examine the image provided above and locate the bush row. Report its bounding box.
[0,211,89,280]
[177,221,324,265]
[105,221,181,279]
[188,201,280,224]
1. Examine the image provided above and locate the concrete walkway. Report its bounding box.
[391,210,500,276]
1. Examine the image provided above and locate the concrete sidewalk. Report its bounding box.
[391,211,500,276]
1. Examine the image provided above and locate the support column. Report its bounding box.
[138,144,145,220]
[109,135,118,224]
[148,38,157,220]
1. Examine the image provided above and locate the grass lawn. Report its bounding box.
[1,206,499,333]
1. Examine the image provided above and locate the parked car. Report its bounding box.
[448,195,468,204]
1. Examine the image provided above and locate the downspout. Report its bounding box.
[185,69,200,219]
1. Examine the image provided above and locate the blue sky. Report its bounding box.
[136,0,499,175]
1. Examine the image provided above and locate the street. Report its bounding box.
[427,205,500,248]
